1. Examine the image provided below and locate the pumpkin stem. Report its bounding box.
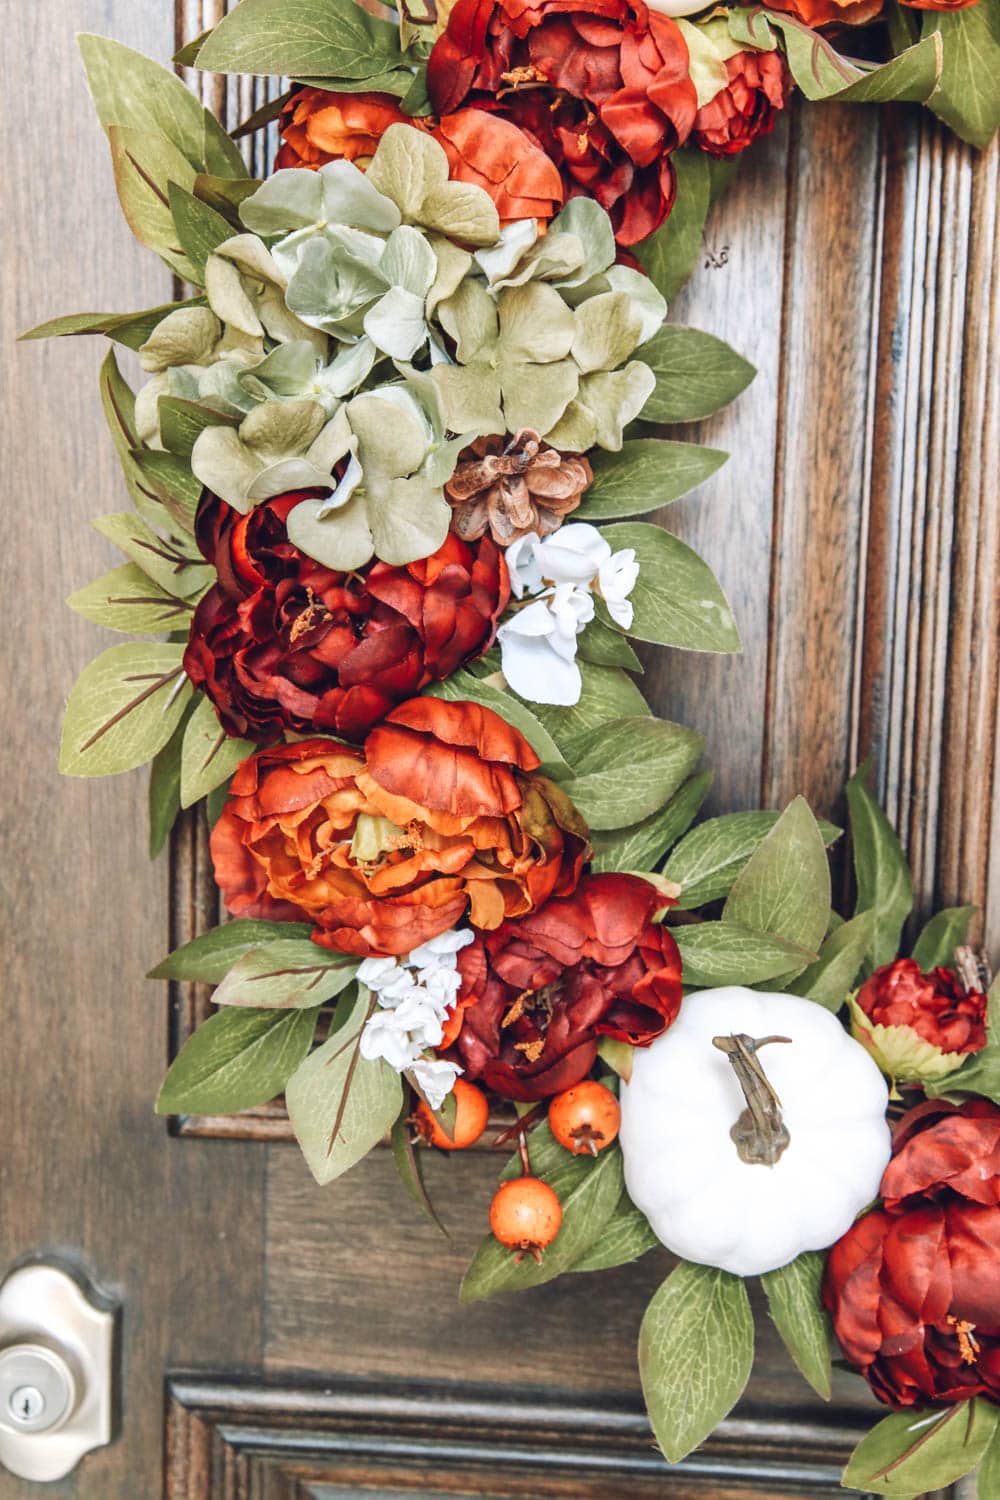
[712,1033,792,1167]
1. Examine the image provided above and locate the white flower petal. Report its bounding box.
[410,1056,463,1111]
[499,628,583,705]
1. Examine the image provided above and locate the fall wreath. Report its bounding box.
[26,0,1000,1489]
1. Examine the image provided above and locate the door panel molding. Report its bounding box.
[165,1375,872,1498]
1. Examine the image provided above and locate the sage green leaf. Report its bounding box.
[665,809,839,910]
[786,911,877,1011]
[213,942,357,1008]
[842,1400,997,1495]
[66,563,195,635]
[641,326,755,424]
[390,1115,447,1234]
[169,183,235,282]
[639,1261,754,1464]
[130,450,202,527]
[108,126,198,281]
[571,291,645,374]
[832,35,942,104]
[99,349,175,530]
[675,922,818,988]
[590,769,713,874]
[159,396,239,458]
[633,149,711,303]
[576,612,643,671]
[20,300,205,350]
[923,0,1000,147]
[728,10,941,105]
[367,125,499,244]
[424,671,569,776]
[196,0,404,78]
[847,763,914,968]
[193,172,262,223]
[602,522,741,654]
[92,512,211,600]
[180,694,254,808]
[562,717,703,830]
[724,797,831,956]
[526,662,650,752]
[761,1253,832,1401]
[977,1411,1000,1496]
[285,990,404,1186]
[149,918,314,983]
[148,705,190,859]
[570,1197,659,1273]
[575,439,727,521]
[79,34,206,168]
[460,1138,624,1301]
[912,905,977,972]
[203,107,251,180]
[59,642,193,777]
[156,1006,318,1115]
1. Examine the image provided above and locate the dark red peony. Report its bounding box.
[183,490,509,744]
[426,0,698,245]
[210,699,590,956]
[691,51,792,159]
[442,872,683,1099]
[824,1100,1000,1408]
[855,958,988,1057]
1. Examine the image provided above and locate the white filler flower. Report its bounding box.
[357,928,473,1107]
[497,523,639,704]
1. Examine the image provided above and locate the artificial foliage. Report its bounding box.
[26,1,1000,1490]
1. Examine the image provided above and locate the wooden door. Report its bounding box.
[3,3,998,1496]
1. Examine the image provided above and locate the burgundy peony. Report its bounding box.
[824,1100,1000,1408]
[443,872,683,1100]
[691,51,792,159]
[427,0,698,245]
[183,490,509,743]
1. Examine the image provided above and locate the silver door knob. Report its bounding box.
[0,1264,114,1482]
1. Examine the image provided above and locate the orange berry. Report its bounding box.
[414,1078,489,1150]
[548,1080,620,1156]
[489,1176,562,1262]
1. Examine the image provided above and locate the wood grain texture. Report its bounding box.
[0,9,265,1498]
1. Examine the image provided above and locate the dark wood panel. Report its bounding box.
[165,1374,877,1499]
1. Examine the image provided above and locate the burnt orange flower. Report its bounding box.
[210,699,589,957]
[274,89,408,170]
[765,0,882,24]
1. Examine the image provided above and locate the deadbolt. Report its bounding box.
[0,1264,114,1482]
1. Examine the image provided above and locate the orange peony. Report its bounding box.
[210,698,589,957]
[275,88,565,225]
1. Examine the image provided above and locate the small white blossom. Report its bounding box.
[410,1056,464,1111]
[497,524,639,705]
[358,928,473,1104]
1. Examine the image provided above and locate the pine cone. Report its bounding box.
[444,430,592,547]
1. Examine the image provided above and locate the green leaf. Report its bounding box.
[92,512,210,601]
[390,1114,447,1234]
[570,1196,659,1273]
[78,34,207,168]
[633,149,712,303]
[203,107,251,180]
[196,0,404,78]
[99,348,172,529]
[847,763,914,968]
[130,450,203,528]
[728,11,941,105]
[159,396,239,458]
[562,716,704,830]
[641,326,755,424]
[149,918,314,983]
[575,439,727,522]
[285,989,404,1186]
[213,942,358,1008]
[590,769,713,873]
[168,182,234,283]
[526,662,650,752]
[576,611,643,671]
[674,922,817,988]
[786,911,876,1011]
[761,1252,832,1401]
[19,299,205,350]
[976,1412,1000,1496]
[148,704,190,859]
[179,694,253,808]
[923,0,1000,147]
[66,562,196,636]
[665,809,839,910]
[724,796,831,956]
[108,126,198,281]
[603,522,741,654]
[912,905,977,971]
[639,1261,754,1464]
[424,670,569,776]
[460,1137,624,1302]
[59,641,193,777]
[156,1005,317,1115]
[842,1399,998,1495]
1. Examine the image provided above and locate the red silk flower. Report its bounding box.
[691,51,792,159]
[183,490,509,744]
[210,699,590,956]
[824,1100,1000,1408]
[426,0,698,245]
[442,872,682,1099]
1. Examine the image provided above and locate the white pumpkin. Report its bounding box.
[645,0,712,15]
[619,986,891,1277]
